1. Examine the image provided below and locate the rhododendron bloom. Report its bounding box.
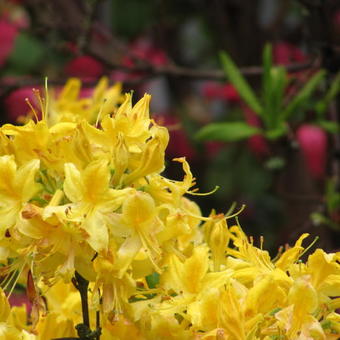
[0,78,338,339]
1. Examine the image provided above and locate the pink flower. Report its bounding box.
[112,37,168,82]
[296,124,328,179]
[4,86,38,122]
[202,82,240,103]
[204,141,225,157]
[64,55,104,79]
[222,84,240,103]
[243,106,269,157]
[273,42,307,65]
[130,37,168,66]
[0,19,18,67]
[333,10,340,33]
[153,114,196,160]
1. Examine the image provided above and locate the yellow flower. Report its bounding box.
[1,120,49,165]
[275,233,310,271]
[101,314,144,340]
[161,245,209,296]
[48,77,123,125]
[0,156,40,239]
[0,288,10,322]
[35,313,76,340]
[0,288,32,339]
[307,249,340,289]
[113,190,163,277]
[275,275,322,338]
[121,125,169,185]
[1,78,340,340]
[244,269,290,318]
[45,160,127,253]
[203,213,230,271]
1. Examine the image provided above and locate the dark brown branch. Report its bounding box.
[24,0,319,84]
[87,46,319,80]
[329,99,340,187]
[75,271,90,328]
[0,59,319,98]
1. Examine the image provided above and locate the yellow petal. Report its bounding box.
[82,160,110,203]
[275,233,309,270]
[63,163,83,202]
[0,155,17,198]
[82,211,109,253]
[288,275,318,316]
[116,234,142,278]
[15,159,40,202]
[307,249,340,288]
[0,288,10,322]
[122,191,156,227]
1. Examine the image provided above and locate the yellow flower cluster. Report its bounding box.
[0,79,339,339]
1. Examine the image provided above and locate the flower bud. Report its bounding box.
[296,124,328,179]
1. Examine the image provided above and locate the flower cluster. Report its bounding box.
[0,79,339,339]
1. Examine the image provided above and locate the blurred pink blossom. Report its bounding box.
[0,19,18,67]
[296,124,328,179]
[153,114,196,160]
[243,106,270,157]
[4,86,38,121]
[64,55,104,79]
[202,82,240,103]
[273,42,307,65]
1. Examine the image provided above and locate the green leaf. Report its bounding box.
[261,44,288,130]
[282,70,326,119]
[145,272,160,289]
[316,120,340,133]
[310,212,340,231]
[315,72,340,116]
[262,44,273,127]
[265,66,287,129]
[264,123,287,140]
[262,44,273,90]
[326,179,340,211]
[264,157,285,170]
[8,33,46,73]
[220,51,262,114]
[196,122,261,142]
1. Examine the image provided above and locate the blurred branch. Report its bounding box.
[23,0,319,84]
[268,0,291,33]
[77,0,102,53]
[297,0,323,9]
[329,98,340,187]
[86,47,318,80]
[0,59,318,97]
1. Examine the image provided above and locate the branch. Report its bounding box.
[75,271,90,329]
[24,0,319,82]
[86,46,317,80]
[329,99,340,188]
[0,58,319,97]
[77,0,101,53]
